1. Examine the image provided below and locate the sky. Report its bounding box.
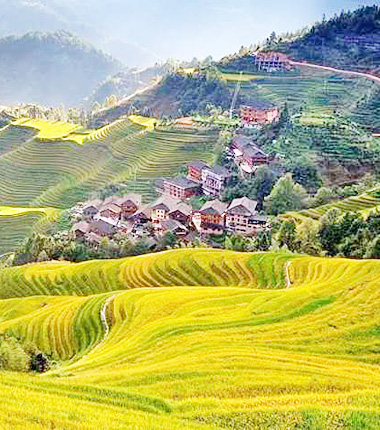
[86,0,379,65]
[0,0,378,67]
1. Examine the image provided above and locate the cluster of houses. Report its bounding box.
[156,162,231,200]
[69,133,273,246]
[70,191,268,245]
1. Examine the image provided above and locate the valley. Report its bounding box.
[0,4,379,429]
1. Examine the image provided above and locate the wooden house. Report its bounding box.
[163,178,199,200]
[192,199,228,235]
[187,161,209,183]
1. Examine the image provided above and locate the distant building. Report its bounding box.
[225,197,268,235]
[150,196,183,224]
[192,199,228,235]
[115,194,142,219]
[252,51,291,72]
[89,218,117,236]
[99,203,122,221]
[70,221,90,240]
[240,101,280,125]
[159,219,189,237]
[201,166,231,196]
[187,161,209,183]
[163,178,200,200]
[231,136,270,174]
[83,199,102,220]
[168,202,192,225]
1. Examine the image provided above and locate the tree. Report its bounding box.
[265,174,307,215]
[277,219,297,251]
[296,218,321,255]
[318,208,342,256]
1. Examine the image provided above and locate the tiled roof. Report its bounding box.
[163,178,199,189]
[227,197,258,216]
[187,160,209,171]
[199,199,228,215]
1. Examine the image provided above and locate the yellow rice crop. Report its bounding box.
[0,249,379,428]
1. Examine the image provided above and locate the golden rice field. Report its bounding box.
[128,114,157,130]
[12,118,83,141]
[0,248,379,429]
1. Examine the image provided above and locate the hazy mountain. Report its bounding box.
[0,30,122,106]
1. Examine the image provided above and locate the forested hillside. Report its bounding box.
[0,30,122,106]
[279,6,380,74]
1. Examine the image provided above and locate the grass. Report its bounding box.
[0,249,379,428]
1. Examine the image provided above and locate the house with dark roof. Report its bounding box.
[89,218,117,236]
[187,161,209,183]
[150,196,182,223]
[132,204,151,224]
[115,194,142,219]
[201,165,231,196]
[99,203,122,221]
[83,199,102,220]
[168,202,192,225]
[231,136,270,173]
[70,221,90,240]
[159,219,189,237]
[163,178,200,199]
[192,199,228,235]
[225,197,267,234]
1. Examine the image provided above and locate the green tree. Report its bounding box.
[265,174,307,215]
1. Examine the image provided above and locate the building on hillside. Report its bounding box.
[168,202,192,225]
[83,199,102,220]
[150,196,183,223]
[159,219,189,237]
[187,161,209,183]
[132,204,151,224]
[192,199,228,235]
[70,221,90,240]
[231,136,270,174]
[239,101,280,125]
[99,203,122,221]
[225,197,268,235]
[252,51,291,72]
[115,194,142,219]
[89,218,117,237]
[162,178,200,199]
[201,166,231,196]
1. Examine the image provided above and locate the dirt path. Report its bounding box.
[290,60,380,85]
[285,261,292,288]
[99,294,115,340]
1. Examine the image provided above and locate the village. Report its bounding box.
[68,52,294,248]
[70,101,279,247]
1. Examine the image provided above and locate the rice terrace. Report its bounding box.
[0,2,380,430]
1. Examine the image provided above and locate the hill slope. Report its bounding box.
[279,6,380,75]
[0,249,380,429]
[0,30,122,106]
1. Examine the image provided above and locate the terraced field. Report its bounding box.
[0,248,380,429]
[0,117,216,250]
[0,207,61,254]
[284,189,380,225]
